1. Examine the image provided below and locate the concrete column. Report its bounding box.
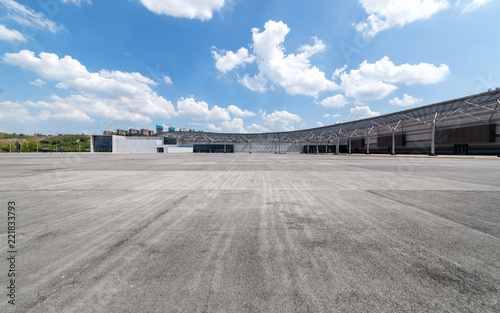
[316,143,318,154]
[430,122,436,156]
[348,137,352,154]
[336,136,340,155]
[366,134,370,154]
[391,130,396,155]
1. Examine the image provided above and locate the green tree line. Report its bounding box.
[0,134,91,152]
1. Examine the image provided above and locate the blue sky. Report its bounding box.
[0,0,499,135]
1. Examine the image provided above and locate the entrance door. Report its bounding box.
[454,144,469,155]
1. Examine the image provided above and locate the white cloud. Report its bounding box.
[227,105,255,117]
[348,106,380,120]
[238,73,268,93]
[3,50,176,123]
[219,20,337,97]
[337,56,449,100]
[320,94,349,108]
[212,47,255,73]
[163,75,173,84]
[220,118,246,133]
[0,24,25,42]
[177,97,230,122]
[0,101,36,122]
[60,0,92,5]
[30,78,45,86]
[247,123,270,133]
[0,99,93,123]
[36,109,92,121]
[0,0,62,33]
[389,94,422,106]
[356,0,449,37]
[207,118,247,133]
[462,0,492,13]
[138,0,225,20]
[250,21,338,97]
[324,113,341,118]
[261,110,301,131]
[317,121,324,127]
[206,124,222,132]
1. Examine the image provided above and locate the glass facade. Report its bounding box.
[93,136,113,152]
[163,137,177,145]
[193,144,234,153]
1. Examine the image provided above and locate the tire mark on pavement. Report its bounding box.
[366,190,500,238]
[22,194,189,311]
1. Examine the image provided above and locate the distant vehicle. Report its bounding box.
[43,147,49,153]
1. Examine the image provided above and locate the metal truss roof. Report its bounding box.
[158,89,500,145]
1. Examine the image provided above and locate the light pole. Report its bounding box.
[76,139,80,153]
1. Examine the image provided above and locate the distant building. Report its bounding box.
[156,124,164,134]
[129,128,139,135]
[168,127,176,132]
[117,129,126,135]
[140,129,149,135]
[90,135,193,153]
[148,130,156,136]
[103,130,113,135]
[179,128,187,132]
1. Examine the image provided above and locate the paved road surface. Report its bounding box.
[0,153,499,312]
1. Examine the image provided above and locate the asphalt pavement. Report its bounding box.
[0,153,499,312]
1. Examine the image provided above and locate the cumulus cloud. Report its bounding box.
[250,21,338,97]
[320,94,349,108]
[30,78,45,86]
[247,123,270,133]
[0,101,37,122]
[212,47,255,73]
[462,0,492,13]
[177,97,230,122]
[238,73,268,93]
[206,124,222,132]
[163,75,173,84]
[336,56,449,101]
[220,118,246,133]
[356,0,449,37]
[261,110,301,131]
[207,118,247,133]
[214,20,337,97]
[3,50,176,123]
[0,0,63,33]
[317,121,324,127]
[348,106,380,120]
[0,24,25,42]
[0,99,93,122]
[227,105,256,117]
[138,0,225,20]
[389,94,422,106]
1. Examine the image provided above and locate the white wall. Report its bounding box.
[114,136,163,153]
[165,146,193,153]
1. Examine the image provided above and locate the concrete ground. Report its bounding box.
[0,153,499,312]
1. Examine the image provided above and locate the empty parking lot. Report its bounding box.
[1,153,499,312]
